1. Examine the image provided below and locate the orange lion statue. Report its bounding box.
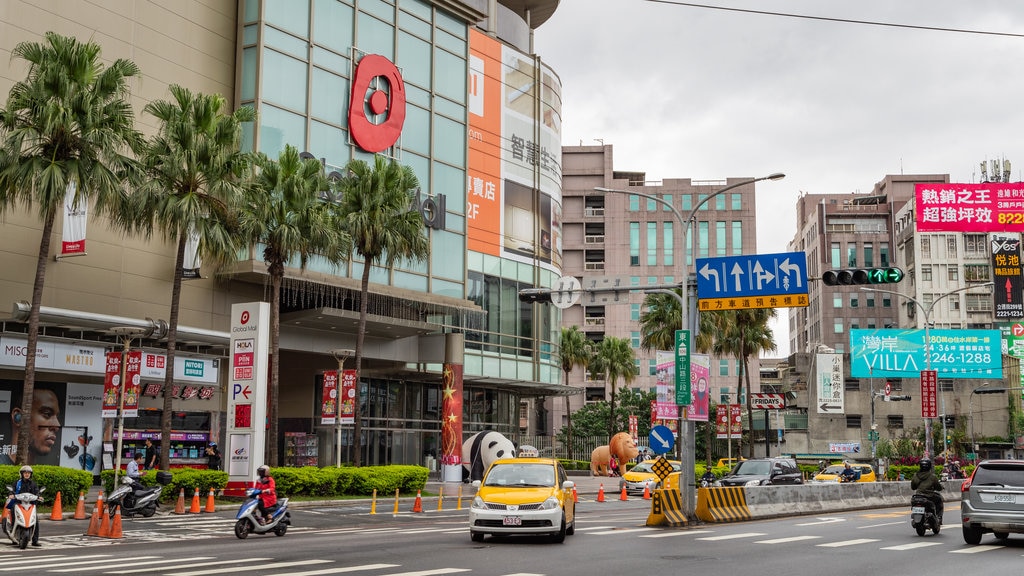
[589,432,639,476]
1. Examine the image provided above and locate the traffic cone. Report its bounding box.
[620,485,629,501]
[86,491,103,536]
[73,491,87,520]
[189,487,201,514]
[174,488,186,514]
[205,488,216,513]
[572,486,578,503]
[97,503,111,538]
[597,483,606,502]
[107,505,123,539]
[49,490,64,521]
[643,483,651,500]
[412,490,423,513]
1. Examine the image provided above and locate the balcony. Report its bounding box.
[584,207,605,218]
[584,234,605,244]
[584,261,605,271]
[583,317,605,328]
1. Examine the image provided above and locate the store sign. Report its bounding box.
[227,302,269,490]
[138,352,218,383]
[850,328,1002,379]
[348,54,406,153]
[0,336,106,374]
[140,383,216,399]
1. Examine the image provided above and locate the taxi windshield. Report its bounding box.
[484,464,555,487]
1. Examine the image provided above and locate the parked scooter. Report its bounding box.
[234,487,290,539]
[106,471,172,518]
[910,493,941,536]
[2,487,43,549]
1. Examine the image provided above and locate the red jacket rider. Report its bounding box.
[255,465,277,521]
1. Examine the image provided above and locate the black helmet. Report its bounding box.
[919,458,933,472]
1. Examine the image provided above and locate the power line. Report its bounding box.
[645,1,1024,39]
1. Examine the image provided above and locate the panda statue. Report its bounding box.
[462,430,516,482]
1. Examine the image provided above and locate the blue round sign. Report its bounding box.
[649,425,675,455]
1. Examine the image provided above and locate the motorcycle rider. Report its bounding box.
[5,466,40,546]
[911,458,944,523]
[701,468,716,487]
[839,461,859,482]
[254,465,277,525]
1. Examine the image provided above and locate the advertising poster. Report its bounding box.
[102,351,120,418]
[321,370,338,425]
[716,404,743,440]
[991,233,1023,319]
[123,350,142,418]
[0,380,67,466]
[654,351,678,420]
[849,328,1002,378]
[685,354,710,422]
[339,369,356,425]
[58,382,103,475]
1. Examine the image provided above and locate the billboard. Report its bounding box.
[916,182,1024,232]
[849,328,1002,378]
[992,233,1024,319]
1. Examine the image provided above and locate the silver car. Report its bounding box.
[961,459,1024,544]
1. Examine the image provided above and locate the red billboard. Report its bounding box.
[916,182,1024,232]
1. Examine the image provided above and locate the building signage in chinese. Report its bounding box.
[992,233,1024,318]
[816,353,844,414]
[920,369,938,419]
[850,328,1002,379]
[916,182,1024,232]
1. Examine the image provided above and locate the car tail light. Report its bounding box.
[961,471,975,492]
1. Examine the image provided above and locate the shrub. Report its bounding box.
[0,465,92,511]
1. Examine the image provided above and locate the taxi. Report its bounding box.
[619,458,681,495]
[810,463,877,483]
[469,457,575,543]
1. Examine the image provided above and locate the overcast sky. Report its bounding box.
[534,0,1024,357]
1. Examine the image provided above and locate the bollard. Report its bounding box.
[437,486,444,511]
[392,489,400,515]
[457,485,463,510]
[370,489,377,515]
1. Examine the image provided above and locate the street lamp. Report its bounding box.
[328,348,354,467]
[108,326,149,488]
[594,172,785,519]
[862,282,994,458]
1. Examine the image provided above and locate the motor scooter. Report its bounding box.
[106,471,171,518]
[234,488,290,539]
[910,492,941,536]
[2,487,43,549]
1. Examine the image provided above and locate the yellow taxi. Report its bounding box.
[619,458,682,495]
[810,462,877,483]
[469,457,576,543]
[716,457,746,469]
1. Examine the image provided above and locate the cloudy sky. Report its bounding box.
[534,0,1024,356]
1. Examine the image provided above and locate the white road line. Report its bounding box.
[949,545,1005,554]
[378,570,472,576]
[859,521,904,529]
[755,535,822,544]
[880,542,944,551]
[108,558,275,575]
[696,532,766,541]
[794,518,843,526]
[0,555,158,571]
[246,564,400,576]
[817,539,880,547]
[0,554,98,564]
[51,557,215,573]
[587,527,660,536]
[575,525,618,531]
[166,560,331,576]
[640,530,714,538]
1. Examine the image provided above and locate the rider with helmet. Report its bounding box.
[911,458,944,523]
[255,465,277,525]
[6,466,40,546]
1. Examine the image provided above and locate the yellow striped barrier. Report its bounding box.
[696,486,751,522]
[646,488,688,527]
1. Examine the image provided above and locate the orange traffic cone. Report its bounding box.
[86,491,103,536]
[97,503,111,538]
[412,490,423,513]
[107,505,123,539]
[597,483,606,502]
[49,490,64,521]
[642,483,651,500]
[173,488,186,514]
[572,486,578,503]
[620,485,629,501]
[205,488,216,513]
[73,490,87,520]
[189,487,201,514]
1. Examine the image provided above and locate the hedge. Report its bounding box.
[0,465,93,512]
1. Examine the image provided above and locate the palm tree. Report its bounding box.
[590,336,636,438]
[559,326,591,459]
[336,155,429,467]
[131,86,255,470]
[236,144,350,466]
[0,32,143,464]
[713,309,777,458]
[638,290,681,352]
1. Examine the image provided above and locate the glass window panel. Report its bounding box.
[731,221,742,255]
[314,0,354,54]
[435,28,465,55]
[646,197,657,211]
[432,278,463,300]
[445,211,465,234]
[312,47,348,74]
[629,196,639,211]
[243,24,258,46]
[263,49,308,112]
[630,222,640,266]
[266,0,310,37]
[360,0,395,22]
[405,83,430,108]
[400,103,430,155]
[715,195,726,210]
[311,68,346,124]
[731,193,742,210]
[403,152,429,195]
[663,221,673,266]
[357,13,394,59]
[433,161,465,209]
[431,230,465,280]
[436,8,466,37]
[662,194,672,211]
[716,221,726,256]
[399,0,431,20]
[698,194,708,210]
[432,115,465,166]
[244,0,259,23]
[259,104,307,155]
[309,121,348,169]
[680,195,692,211]
[264,26,309,59]
[698,222,708,258]
[433,96,465,123]
[433,48,466,103]
[864,244,874,267]
[241,48,257,101]
[393,269,427,292]
[398,10,431,38]
[397,31,431,88]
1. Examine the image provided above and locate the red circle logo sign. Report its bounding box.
[240,310,250,325]
[349,54,406,153]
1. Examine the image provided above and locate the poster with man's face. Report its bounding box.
[58,383,103,475]
[0,380,67,466]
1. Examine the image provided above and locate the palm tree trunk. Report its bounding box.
[564,386,573,461]
[353,262,372,467]
[268,271,282,467]
[608,380,617,439]
[743,349,755,459]
[159,236,187,471]
[18,206,57,464]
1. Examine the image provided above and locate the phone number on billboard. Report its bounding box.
[998,213,1024,225]
[928,352,992,364]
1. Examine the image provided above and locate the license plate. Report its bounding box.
[911,506,925,514]
[502,516,522,526]
[995,494,1015,503]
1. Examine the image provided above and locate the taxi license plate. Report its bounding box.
[995,493,1015,503]
[503,516,522,526]
[911,506,925,514]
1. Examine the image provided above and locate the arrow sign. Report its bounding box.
[819,403,842,412]
[779,258,802,288]
[731,262,743,291]
[696,251,808,299]
[699,262,720,291]
[649,425,675,455]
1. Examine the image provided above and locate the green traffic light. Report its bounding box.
[868,267,903,284]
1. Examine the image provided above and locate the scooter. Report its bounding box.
[2,487,43,549]
[106,476,166,518]
[910,492,941,536]
[234,488,290,539]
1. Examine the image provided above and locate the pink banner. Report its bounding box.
[60,181,87,256]
[916,182,1024,232]
[102,352,120,418]
[440,363,463,466]
[123,350,141,418]
[339,369,356,425]
[685,355,710,422]
[321,370,338,425]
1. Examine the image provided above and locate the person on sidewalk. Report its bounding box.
[143,438,160,470]
[205,442,222,471]
[5,466,40,546]
[254,465,277,525]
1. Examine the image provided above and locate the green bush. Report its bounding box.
[0,465,92,511]
[100,468,228,503]
[272,465,427,497]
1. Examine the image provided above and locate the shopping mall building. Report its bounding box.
[0,0,569,474]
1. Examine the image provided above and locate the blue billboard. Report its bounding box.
[849,328,1002,379]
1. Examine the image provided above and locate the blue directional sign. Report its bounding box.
[649,425,675,455]
[696,251,808,299]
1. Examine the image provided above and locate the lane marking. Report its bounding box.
[756,536,822,544]
[817,539,880,547]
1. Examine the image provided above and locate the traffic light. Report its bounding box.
[821,267,904,286]
[518,288,551,303]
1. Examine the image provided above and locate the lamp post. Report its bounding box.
[108,326,148,488]
[594,172,784,519]
[862,282,994,458]
[328,348,354,467]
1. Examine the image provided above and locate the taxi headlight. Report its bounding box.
[538,496,561,510]
[471,496,486,509]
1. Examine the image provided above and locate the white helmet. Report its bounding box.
[257,465,269,477]
[18,465,31,475]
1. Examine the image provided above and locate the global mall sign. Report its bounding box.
[349,54,406,153]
